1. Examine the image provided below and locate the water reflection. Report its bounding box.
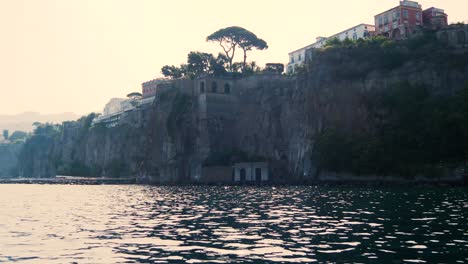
[0,185,466,263]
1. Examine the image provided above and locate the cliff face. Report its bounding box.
[18,40,468,182]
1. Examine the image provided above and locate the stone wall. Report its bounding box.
[437,24,468,47]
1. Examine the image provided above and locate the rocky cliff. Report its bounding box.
[18,34,468,182]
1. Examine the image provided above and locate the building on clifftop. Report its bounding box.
[374,0,423,39]
[287,24,374,74]
[423,7,448,29]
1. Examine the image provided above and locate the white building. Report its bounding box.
[288,37,327,74]
[233,162,269,183]
[92,98,135,127]
[102,98,133,116]
[287,23,375,74]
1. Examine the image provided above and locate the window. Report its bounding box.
[224,83,230,94]
[384,15,388,24]
[211,81,217,93]
[403,10,408,19]
[290,56,295,63]
[416,12,421,22]
[298,54,302,61]
[200,82,205,93]
[379,16,383,26]
[353,33,357,40]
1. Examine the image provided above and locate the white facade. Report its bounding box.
[329,24,375,42]
[93,98,134,127]
[233,162,269,182]
[287,24,375,74]
[102,98,134,116]
[287,37,327,74]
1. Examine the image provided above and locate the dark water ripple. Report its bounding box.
[0,185,466,263]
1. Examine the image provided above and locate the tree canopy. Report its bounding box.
[161,27,268,79]
[238,32,268,68]
[206,26,268,71]
[9,131,28,142]
[127,92,143,106]
[127,92,143,100]
[161,52,227,79]
[161,65,184,79]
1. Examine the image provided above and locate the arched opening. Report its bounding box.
[200,82,205,93]
[224,83,230,94]
[457,31,466,45]
[240,168,246,182]
[255,168,262,182]
[211,81,217,93]
[392,28,401,39]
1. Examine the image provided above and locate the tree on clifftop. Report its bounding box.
[206,26,268,72]
[127,92,143,106]
[186,52,212,77]
[161,52,228,79]
[2,130,8,140]
[238,32,268,69]
[161,65,184,79]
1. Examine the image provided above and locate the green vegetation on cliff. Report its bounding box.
[314,82,468,176]
[309,32,468,177]
[297,33,468,79]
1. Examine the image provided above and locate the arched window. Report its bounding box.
[457,31,466,45]
[200,82,205,93]
[212,81,217,93]
[224,83,231,94]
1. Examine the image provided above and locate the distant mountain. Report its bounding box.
[0,112,81,132]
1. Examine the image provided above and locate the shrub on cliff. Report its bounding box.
[8,131,28,143]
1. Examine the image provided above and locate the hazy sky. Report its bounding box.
[0,0,466,116]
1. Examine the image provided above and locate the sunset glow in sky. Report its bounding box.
[0,0,466,115]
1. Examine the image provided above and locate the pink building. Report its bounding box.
[141,79,167,98]
[374,1,423,39]
[423,7,448,29]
